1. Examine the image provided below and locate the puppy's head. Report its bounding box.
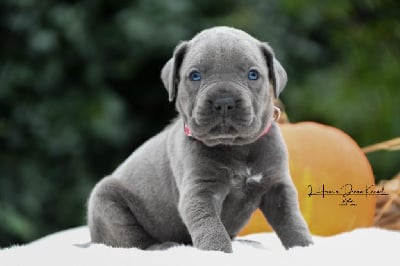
[161,26,287,146]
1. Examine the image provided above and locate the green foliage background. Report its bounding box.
[0,0,399,246]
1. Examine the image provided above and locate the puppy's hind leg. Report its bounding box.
[88,177,156,249]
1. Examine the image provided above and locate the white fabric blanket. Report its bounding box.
[1,227,399,266]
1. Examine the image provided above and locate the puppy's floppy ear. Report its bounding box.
[260,43,287,98]
[161,41,188,102]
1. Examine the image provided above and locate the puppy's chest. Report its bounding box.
[228,167,265,196]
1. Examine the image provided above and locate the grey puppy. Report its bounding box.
[88,26,313,253]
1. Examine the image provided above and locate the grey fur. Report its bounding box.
[87,26,313,253]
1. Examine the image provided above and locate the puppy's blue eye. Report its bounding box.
[248,70,259,80]
[190,71,201,81]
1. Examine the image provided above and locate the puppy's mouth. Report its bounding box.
[188,117,261,146]
[208,122,241,137]
[205,124,238,144]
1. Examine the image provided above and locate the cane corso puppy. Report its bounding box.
[88,26,313,253]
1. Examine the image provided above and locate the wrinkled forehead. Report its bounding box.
[182,32,265,74]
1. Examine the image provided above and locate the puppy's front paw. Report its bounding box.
[283,233,313,249]
[194,232,233,253]
[198,241,233,253]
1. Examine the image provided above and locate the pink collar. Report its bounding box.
[184,124,194,137]
[184,121,272,139]
[259,121,273,137]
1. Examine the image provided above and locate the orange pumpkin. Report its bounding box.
[240,122,376,236]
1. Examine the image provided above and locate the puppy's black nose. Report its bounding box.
[212,97,235,114]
